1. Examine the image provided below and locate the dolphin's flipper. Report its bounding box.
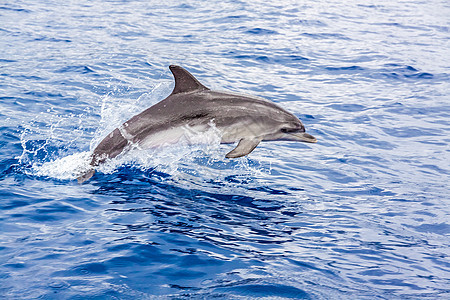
[77,169,95,184]
[226,138,261,158]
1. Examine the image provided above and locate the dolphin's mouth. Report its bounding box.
[291,132,317,143]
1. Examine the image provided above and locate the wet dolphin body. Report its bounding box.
[77,65,317,183]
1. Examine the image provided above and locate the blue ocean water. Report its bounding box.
[1,0,449,298]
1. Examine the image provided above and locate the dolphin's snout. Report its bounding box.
[292,132,317,143]
[303,133,317,143]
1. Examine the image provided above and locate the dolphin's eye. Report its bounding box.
[281,128,301,133]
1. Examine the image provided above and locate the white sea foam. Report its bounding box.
[33,151,92,180]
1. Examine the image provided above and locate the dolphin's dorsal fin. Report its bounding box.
[169,65,209,95]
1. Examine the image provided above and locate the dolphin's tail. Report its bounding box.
[77,169,95,184]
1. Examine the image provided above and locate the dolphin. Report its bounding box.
[77,65,317,183]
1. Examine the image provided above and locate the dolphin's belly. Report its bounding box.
[138,124,213,149]
[138,127,185,148]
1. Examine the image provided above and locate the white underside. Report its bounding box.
[137,123,223,149]
[120,118,273,151]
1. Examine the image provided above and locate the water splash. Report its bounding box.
[33,151,92,180]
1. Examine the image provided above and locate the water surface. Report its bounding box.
[1,0,449,299]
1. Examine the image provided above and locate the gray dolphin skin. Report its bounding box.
[77,65,317,183]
